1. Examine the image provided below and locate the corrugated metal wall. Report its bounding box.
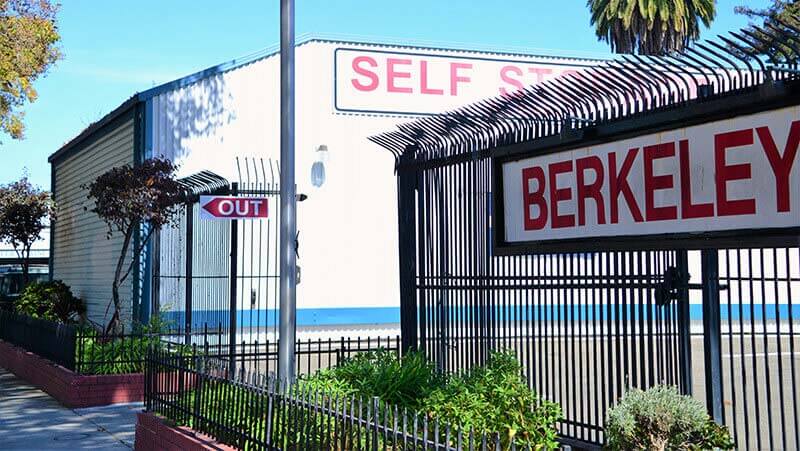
[52,118,135,327]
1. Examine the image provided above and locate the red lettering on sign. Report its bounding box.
[528,67,553,83]
[644,143,678,221]
[351,56,378,91]
[522,166,548,230]
[679,140,714,219]
[608,148,644,224]
[387,58,413,93]
[756,120,799,213]
[499,65,524,96]
[420,61,444,95]
[576,156,606,226]
[549,160,575,228]
[450,63,472,96]
[715,129,756,216]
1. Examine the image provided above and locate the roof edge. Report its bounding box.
[48,34,614,166]
[48,95,140,164]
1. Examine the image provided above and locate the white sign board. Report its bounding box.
[500,106,800,246]
[334,48,594,115]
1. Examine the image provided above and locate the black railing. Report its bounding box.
[145,347,509,451]
[0,310,77,371]
[1,311,401,379]
[214,334,402,376]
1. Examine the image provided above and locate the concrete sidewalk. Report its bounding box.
[0,368,138,450]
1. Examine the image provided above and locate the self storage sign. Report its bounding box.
[498,106,800,251]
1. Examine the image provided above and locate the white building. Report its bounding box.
[48,37,608,327]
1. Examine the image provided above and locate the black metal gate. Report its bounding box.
[152,158,281,373]
[396,154,685,446]
[374,19,800,450]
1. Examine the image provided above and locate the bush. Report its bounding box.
[305,350,442,410]
[606,385,734,451]
[422,350,562,450]
[302,349,561,450]
[14,280,85,323]
[76,314,186,375]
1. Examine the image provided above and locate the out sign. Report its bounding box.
[199,196,268,220]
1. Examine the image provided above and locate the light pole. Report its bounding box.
[278,0,297,383]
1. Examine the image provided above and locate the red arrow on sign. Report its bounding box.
[200,196,268,220]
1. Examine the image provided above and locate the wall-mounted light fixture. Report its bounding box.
[310,144,329,188]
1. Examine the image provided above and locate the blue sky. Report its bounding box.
[1,0,769,189]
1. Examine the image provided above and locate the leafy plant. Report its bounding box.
[422,350,562,450]
[587,0,715,55]
[0,177,55,285]
[75,314,186,374]
[311,350,442,410]
[14,280,84,323]
[83,158,183,334]
[606,385,734,451]
[301,349,562,450]
[0,0,62,140]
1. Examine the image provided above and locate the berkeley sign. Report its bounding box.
[499,106,800,249]
[200,196,268,220]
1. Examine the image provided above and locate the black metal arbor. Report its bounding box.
[372,20,800,450]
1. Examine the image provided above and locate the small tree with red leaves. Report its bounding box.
[0,177,55,286]
[84,158,183,334]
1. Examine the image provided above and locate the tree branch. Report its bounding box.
[119,224,157,285]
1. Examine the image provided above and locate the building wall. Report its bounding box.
[145,40,605,314]
[52,116,135,326]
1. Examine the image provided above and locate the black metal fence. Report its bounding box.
[145,347,518,451]
[221,335,402,376]
[2,311,401,379]
[0,310,77,371]
[370,19,800,451]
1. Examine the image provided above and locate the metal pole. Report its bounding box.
[229,183,239,376]
[396,152,418,353]
[701,248,724,423]
[676,250,692,395]
[278,0,297,383]
[185,202,193,346]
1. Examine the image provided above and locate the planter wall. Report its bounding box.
[135,412,236,451]
[0,339,143,408]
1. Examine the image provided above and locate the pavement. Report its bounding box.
[0,368,138,450]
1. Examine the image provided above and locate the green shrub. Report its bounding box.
[606,385,734,451]
[309,350,442,410]
[422,350,562,450]
[76,330,161,374]
[76,314,188,375]
[302,349,562,450]
[15,280,85,323]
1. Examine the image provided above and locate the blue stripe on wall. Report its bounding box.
[161,304,800,329]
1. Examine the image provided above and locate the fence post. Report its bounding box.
[701,248,724,423]
[397,150,418,353]
[371,397,380,451]
[676,250,693,395]
[151,229,161,317]
[229,182,239,376]
[185,201,194,345]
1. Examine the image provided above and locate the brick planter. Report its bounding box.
[135,412,236,451]
[0,339,143,408]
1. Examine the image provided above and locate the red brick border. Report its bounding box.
[0,339,143,408]
[135,412,236,451]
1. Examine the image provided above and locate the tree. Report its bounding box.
[0,177,55,285]
[736,1,800,60]
[0,0,62,141]
[587,0,716,55]
[84,158,183,334]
